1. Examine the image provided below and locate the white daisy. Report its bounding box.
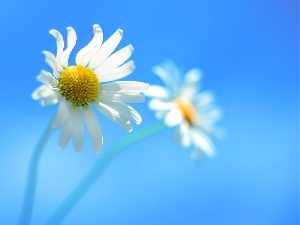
[32,24,148,153]
[145,60,223,158]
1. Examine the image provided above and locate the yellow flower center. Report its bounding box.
[175,97,196,126]
[58,65,100,106]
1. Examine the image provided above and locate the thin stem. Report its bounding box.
[18,121,53,225]
[45,120,167,225]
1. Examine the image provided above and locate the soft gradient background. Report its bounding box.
[0,0,298,224]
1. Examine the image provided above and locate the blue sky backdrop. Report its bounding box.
[0,0,298,224]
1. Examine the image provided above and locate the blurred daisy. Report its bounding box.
[32,24,148,153]
[145,60,223,159]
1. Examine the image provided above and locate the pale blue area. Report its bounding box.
[0,0,298,224]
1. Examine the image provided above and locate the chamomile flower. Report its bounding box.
[32,24,148,153]
[145,60,223,159]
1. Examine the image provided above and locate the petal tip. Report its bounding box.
[129,44,134,51]
[49,29,58,36]
[117,29,123,35]
[93,24,102,32]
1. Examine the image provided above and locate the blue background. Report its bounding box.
[0,0,298,224]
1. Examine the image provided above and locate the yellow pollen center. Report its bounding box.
[175,97,196,126]
[58,65,100,106]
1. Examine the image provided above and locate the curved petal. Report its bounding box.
[195,91,214,109]
[205,108,222,122]
[190,129,215,157]
[94,101,133,132]
[82,106,103,153]
[185,68,202,82]
[179,123,191,147]
[98,100,142,124]
[95,60,135,82]
[174,123,191,147]
[62,27,77,68]
[59,108,75,149]
[32,85,53,100]
[49,29,64,73]
[99,91,145,103]
[144,85,170,99]
[88,29,123,69]
[51,99,69,129]
[101,81,148,93]
[42,51,59,78]
[72,107,84,152]
[32,85,60,106]
[152,65,169,86]
[180,68,202,100]
[40,93,60,106]
[75,24,103,66]
[152,60,180,92]
[37,70,58,86]
[94,44,133,72]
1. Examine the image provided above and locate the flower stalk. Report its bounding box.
[45,120,167,225]
[18,120,53,225]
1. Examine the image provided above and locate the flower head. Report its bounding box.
[32,24,148,153]
[145,60,223,159]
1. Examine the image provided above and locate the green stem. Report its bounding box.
[45,120,167,225]
[18,121,53,225]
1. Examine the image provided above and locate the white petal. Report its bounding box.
[59,108,75,149]
[32,85,53,99]
[94,101,133,132]
[49,29,64,73]
[75,24,103,66]
[174,123,191,147]
[42,51,60,78]
[62,27,77,68]
[37,70,58,86]
[144,85,170,99]
[164,109,183,127]
[190,129,215,157]
[152,60,180,91]
[148,99,174,111]
[41,93,60,106]
[185,68,202,83]
[152,65,170,87]
[88,29,123,69]
[206,108,222,122]
[180,123,191,147]
[72,107,84,152]
[180,68,202,100]
[82,106,103,153]
[51,99,69,129]
[101,81,148,93]
[96,60,135,82]
[99,100,142,124]
[100,91,144,103]
[194,108,222,130]
[32,85,60,106]
[94,44,133,72]
[195,91,214,108]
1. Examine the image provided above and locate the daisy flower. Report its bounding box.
[32,24,148,153]
[145,60,223,159]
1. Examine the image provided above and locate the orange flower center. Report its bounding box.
[175,97,196,125]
